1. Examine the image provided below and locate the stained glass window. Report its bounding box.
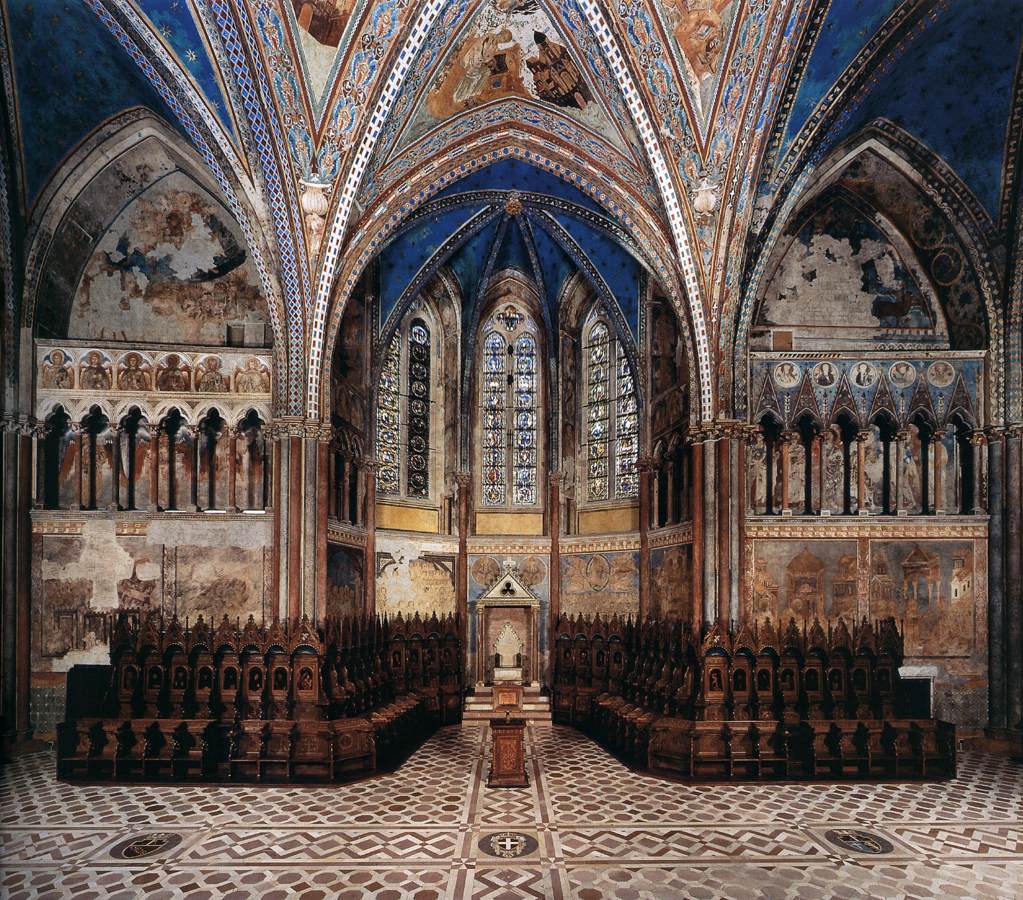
[585,316,638,502]
[376,333,400,495]
[513,333,537,505]
[406,320,430,498]
[481,330,507,506]
[479,305,540,508]
[587,322,610,501]
[615,342,639,498]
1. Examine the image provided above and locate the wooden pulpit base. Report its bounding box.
[488,716,529,787]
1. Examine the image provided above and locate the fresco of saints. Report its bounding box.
[428,29,526,117]
[118,353,151,391]
[526,32,592,110]
[41,349,73,389]
[157,354,191,392]
[663,0,733,81]
[235,358,270,394]
[80,351,112,390]
[197,356,227,393]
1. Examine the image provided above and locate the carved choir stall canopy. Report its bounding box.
[476,565,540,688]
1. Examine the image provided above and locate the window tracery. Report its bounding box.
[584,315,638,502]
[479,305,541,508]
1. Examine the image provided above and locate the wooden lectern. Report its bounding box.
[488,716,528,787]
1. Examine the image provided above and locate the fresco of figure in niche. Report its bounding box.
[900,427,924,513]
[747,439,766,513]
[821,426,845,513]
[79,351,112,390]
[756,197,942,350]
[41,349,74,389]
[196,356,228,393]
[156,354,192,392]
[863,432,885,512]
[71,173,266,346]
[235,358,270,394]
[117,352,152,391]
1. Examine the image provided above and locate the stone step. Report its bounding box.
[462,708,553,722]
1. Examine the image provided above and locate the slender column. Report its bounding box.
[341,454,352,524]
[315,436,329,622]
[856,430,869,514]
[665,451,676,526]
[150,426,161,511]
[779,430,794,516]
[690,437,703,628]
[363,461,378,617]
[987,429,1006,730]
[932,429,946,515]
[1006,427,1023,733]
[817,432,828,515]
[109,425,121,511]
[455,470,471,680]
[288,435,302,621]
[34,427,44,509]
[549,473,563,674]
[74,425,84,509]
[227,428,238,512]
[971,431,986,514]
[702,438,717,625]
[636,459,653,619]
[186,427,199,511]
[271,433,282,615]
[716,434,731,625]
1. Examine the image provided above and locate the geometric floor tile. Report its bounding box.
[2,723,1022,899]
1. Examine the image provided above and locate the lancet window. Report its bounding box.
[375,315,436,500]
[479,304,541,508]
[584,315,638,502]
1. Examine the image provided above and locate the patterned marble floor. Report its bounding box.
[1,723,1022,899]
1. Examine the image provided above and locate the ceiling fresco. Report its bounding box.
[375,174,644,342]
[2,0,1021,420]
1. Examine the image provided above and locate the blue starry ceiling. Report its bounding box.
[375,163,645,341]
[3,0,232,208]
[5,0,177,205]
[783,0,903,150]
[781,0,1023,219]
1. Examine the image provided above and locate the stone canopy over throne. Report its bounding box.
[476,565,540,687]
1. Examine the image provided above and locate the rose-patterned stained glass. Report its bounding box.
[615,342,639,499]
[376,332,400,495]
[587,322,610,501]
[406,320,430,498]
[481,330,507,506]
[512,333,537,505]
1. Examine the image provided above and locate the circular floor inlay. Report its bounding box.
[823,829,894,855]
[109,832,183,860]
[478,831,538,859]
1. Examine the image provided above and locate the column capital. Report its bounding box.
[855,429,872,443]
[635,455,658,473]
[968,430,988,447]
